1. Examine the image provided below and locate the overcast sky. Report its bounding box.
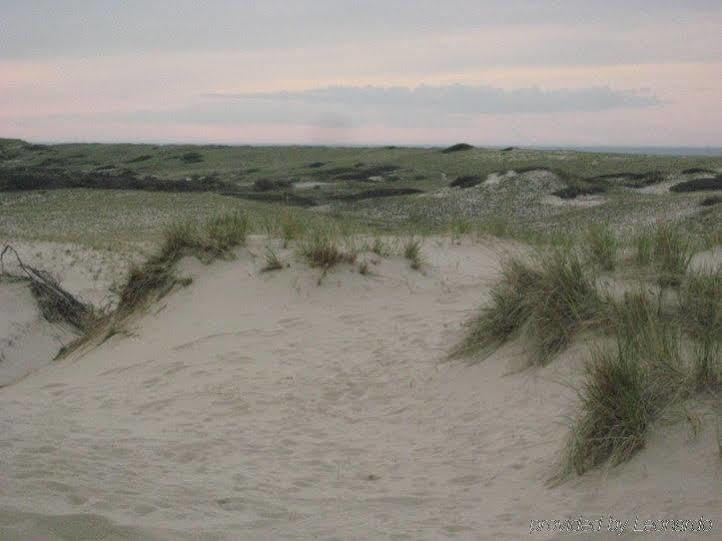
[1,1,721,146]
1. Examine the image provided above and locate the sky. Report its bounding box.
[1,0,721,147]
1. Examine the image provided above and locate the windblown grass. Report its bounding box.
[403,237,424,270]
[527,250,602,363]
[652,223,693,287]
[261,246,284,272]
[119,211,248,313]
[279,210,307,246]
[458,248,601,364]
[679,266,722,343]
[298,227,356,269]
[204,212,249,254]
[370,237,392,257]
[634,227,654,267]
[558,280,721,479]
[457,258,540,354]
[561,294,687,477]
[585,222,618,271]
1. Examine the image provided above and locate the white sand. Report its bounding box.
[0,280,78,386]
[484,170,517,186]
[541,195,607,207]
[0,236,719,540]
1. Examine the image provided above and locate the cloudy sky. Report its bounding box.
[1,1,721,146]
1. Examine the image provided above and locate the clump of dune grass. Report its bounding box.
[403,237,424,270]
[475,216,512,239]
[280,210,307,247]
[261,246,284,272]
[634,228,654,267]
[457,258,540,354]
[680,267,722,390]
[159,220,199,260]
[370,237,392,257]
[449,217,472,241]
[119,212,249,313]
[585,222,618,271]
[561,298,686,477]
[679,266,722,343]
[458,249,601,364]
[526,250,602,363]
[299,227,356,269]
[204,212,249,255]
[652,222,693,287]
[691,339,720,392]
[603,288,661,345]
[563,344,656,475]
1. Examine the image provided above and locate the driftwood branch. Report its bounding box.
[1,244,94,331]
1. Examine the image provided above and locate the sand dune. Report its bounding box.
[0,237,719,540]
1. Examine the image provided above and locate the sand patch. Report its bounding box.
[542,194,607,207]
[0,279,78,386]
[0,237,718,539]
[484,170,517,186]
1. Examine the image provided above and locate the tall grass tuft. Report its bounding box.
[681,267,722,390]
[679,267,722,343]
[585,222,618,271]
[527,250,602,364]
[564,344,653,475]
[370,237,392,257]
[261,246,284,272]
[299,227,356,269]
[119,212,248,313]
[561,298,686,476]
[403,237,424,270]
[459,249,601,364]
[160,220,199,260]
[653,223,693,287]
[205,212,249,254]
[457,259,540,354]
[280,210,307,247]
[634,228,654,267]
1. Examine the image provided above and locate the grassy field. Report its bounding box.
[1,137,721,249]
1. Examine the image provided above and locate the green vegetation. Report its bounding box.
[119,211,248,313]
[459,226,719,478]
[670,176,722,193]
[458,249,601,364]
[2,138,720,243]
[298,227,356,269]
[441,143,474,153]
[680,266,722,344]
[652,222,693,287]
[261,247,284,272]
[403,237,424,270]
[585,222,618,271]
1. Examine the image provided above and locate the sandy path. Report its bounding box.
[0,237,719,540]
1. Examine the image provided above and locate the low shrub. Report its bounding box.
[670,176,722,192]
[450,175,483,189]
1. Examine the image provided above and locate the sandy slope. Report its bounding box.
[0,237,719,540]
[0,280,77,387]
